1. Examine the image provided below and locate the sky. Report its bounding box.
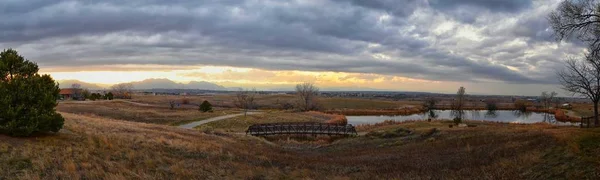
[0,0,588,95]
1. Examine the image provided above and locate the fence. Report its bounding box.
[581,116,596,128]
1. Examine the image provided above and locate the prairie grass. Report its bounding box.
[325,108,425,115]
[304,111,348,125]
[196,111,333,132]
[132,94,424,110]
[57,101,239,125]
[319,98,421,110]
[3,98,600,179]
[0,113,292,179]
[1,112,599,179]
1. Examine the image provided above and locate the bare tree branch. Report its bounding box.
[295,82,320,111]
[549,0,600,55]
[234,88,257,116]
[557,49,600,126]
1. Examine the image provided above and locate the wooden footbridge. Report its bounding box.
[246,122,358,136]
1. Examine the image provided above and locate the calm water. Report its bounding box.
[347,110,578,126]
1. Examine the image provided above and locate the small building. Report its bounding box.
[59,88,84,100]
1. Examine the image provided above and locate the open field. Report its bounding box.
[2,111,600,179]
[57,101,239,125]
[570,103,598,117]
[131,94,424,110]
[196,111,336,132]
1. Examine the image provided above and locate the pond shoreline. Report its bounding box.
[344,109,580,126]
[325,107,581,123]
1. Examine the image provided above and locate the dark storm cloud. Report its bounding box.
[0,0,578,85]
[332,0,422,17]
[429,0,532,13]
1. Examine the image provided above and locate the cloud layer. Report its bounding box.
[0,0,584,86]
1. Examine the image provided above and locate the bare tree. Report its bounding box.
[234,89,257,116]
[540,91,558,111]
[558,52,600,126]
[423,97,437,110]
[451,87,466,124]
[71,83,83,100]
[295,82,320,111]
[549,0,600,55]
[484,99,498,111]
[111,83,134,99]
[423,97,438,121]
[540,91,558,123]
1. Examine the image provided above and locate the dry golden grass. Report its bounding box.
[325,108,425,116]
[130,94,297,109]
[57,101,239,125]
[196,111,333,132]
[1,112,600,179]
[131,94,424,110]
[0,112,295,179]
[320,98,421,110]
[130,94,238,107]
[571,103,599,117]
[4,96,600,179]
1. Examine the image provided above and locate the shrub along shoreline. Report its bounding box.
[323,107,581,123]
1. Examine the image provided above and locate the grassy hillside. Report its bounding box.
[196,111,335,132]
[131,94,422,110]
[57,101,239,125]
[2,111,600,179]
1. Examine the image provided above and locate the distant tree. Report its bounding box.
[111,83,134,99]
[89,93,101,101]
[557,51,600,126]
[451,87,466,124]
[295,82,320,111]
[71,83,84,100]
[81,88,90,100]
[234,89,257,116]
[89,93,97,101]
[199,100,213,112]
[514,99,529,112]
[0,49,64,136]
[105,92,114,100]
[485,99,498,111]
[540,91,558,111]
[423,97,437,110]
[71,83,81,89]
[549,0,600,56]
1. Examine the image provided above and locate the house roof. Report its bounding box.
[59,88,75,95]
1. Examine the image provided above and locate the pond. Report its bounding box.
[346,110,578,126]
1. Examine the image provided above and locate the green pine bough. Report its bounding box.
[0,49,64,137]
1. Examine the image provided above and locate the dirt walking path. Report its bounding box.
[178,112,262,129]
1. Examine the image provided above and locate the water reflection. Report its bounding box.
[427,110,438,119]
[485,110,498,118]
[346,110,577,126]
[450,110,465,120]
[542,112,556,124]
[470,110,481,119]
[512,110,532,119]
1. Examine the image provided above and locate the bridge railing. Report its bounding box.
[581,116,596,128]
[246,122,357,136]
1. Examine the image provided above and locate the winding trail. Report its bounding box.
[178,112,262,129]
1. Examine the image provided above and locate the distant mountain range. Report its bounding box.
[57,80,106,89]
[130,78,227,90]
[56,78,228,91]
[56,78,394,92]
